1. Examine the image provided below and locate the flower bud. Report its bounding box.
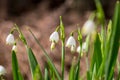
[82,20,95,36]
[50,42,56,51]
[6,34,15,45]
[0,65,6,76]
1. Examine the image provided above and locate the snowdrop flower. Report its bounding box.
[0,65,6,76]
[6,34,15,45]
[77,46,81,53]
[12,45,17,52]
[77,46,84,56]
[49,31,59,50]
[66,36,76,52]
[82,42,87,53]
[82,20,95,36]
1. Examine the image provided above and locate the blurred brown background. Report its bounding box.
[0,0,116,80]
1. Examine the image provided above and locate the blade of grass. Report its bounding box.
[33,65,43,80]
[44,67,49,80]
[26,47,43,80]
[12,51,24,80]
[90,33,102,76]
[69,57,76,80]
[28,29,61,80]
[105,1,120,80]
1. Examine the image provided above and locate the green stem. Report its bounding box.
[61,41,65,80]
[86,55,89,71]
[74,54,81,80]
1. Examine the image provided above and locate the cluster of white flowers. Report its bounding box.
[49,19,95,55]
[0,65,6,76]
[6,33,17,52]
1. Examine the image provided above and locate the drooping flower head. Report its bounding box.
[49,31,59,43]
[6,34,15,45]
[66,36,76,52]
[82,42,87,53]
[77,46,81,53]
[82,20,95,36]
[0,65,6,76]
[49,31,59,50]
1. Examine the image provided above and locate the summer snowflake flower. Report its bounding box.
[0,65,6,76]
[82,42,87,52]
[66,36,76,52]
[6,34,15,45]
[49,31,59,50]
[12,45,17,52]
[49,31,59,43]
[77,42,87,54]
[77,46,81,53]
[82,20,95,36]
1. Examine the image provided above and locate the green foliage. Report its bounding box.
[26,47,43,80]
[6,1,120,80]
[105,1,120,80]
[12,51,24,80]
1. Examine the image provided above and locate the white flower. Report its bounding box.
[77,46,81,53]
[66,36,76,52]
[77,42,87,53]
[12,45,17,52]
[49,31,59,50]
[71,45,76,52]
[82,42,87,52]
[6,34,15,45]
[0,65,6,76]
[82,20,95,36]
[49,31,59,43]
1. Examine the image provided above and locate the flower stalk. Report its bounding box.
[60,16,65,80]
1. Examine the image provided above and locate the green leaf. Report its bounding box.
[26,47,43,80]
[33,65,43,80]
[90,33,102,75]
[12,51,24,80]
[69,57,76,80]
[44,67,49,80]
[28,29,61,80]
[105,1,120,80]
[87,70,91,80]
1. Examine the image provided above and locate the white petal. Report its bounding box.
[71,45,76,52]
[12,45,17,52]
[82,42,87,52]
[0,65,6,76]
[49,31,59,43]
[66,36,76,47]
[6,34,15,45]
[82,20,95,36]
[77,46,81,53]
